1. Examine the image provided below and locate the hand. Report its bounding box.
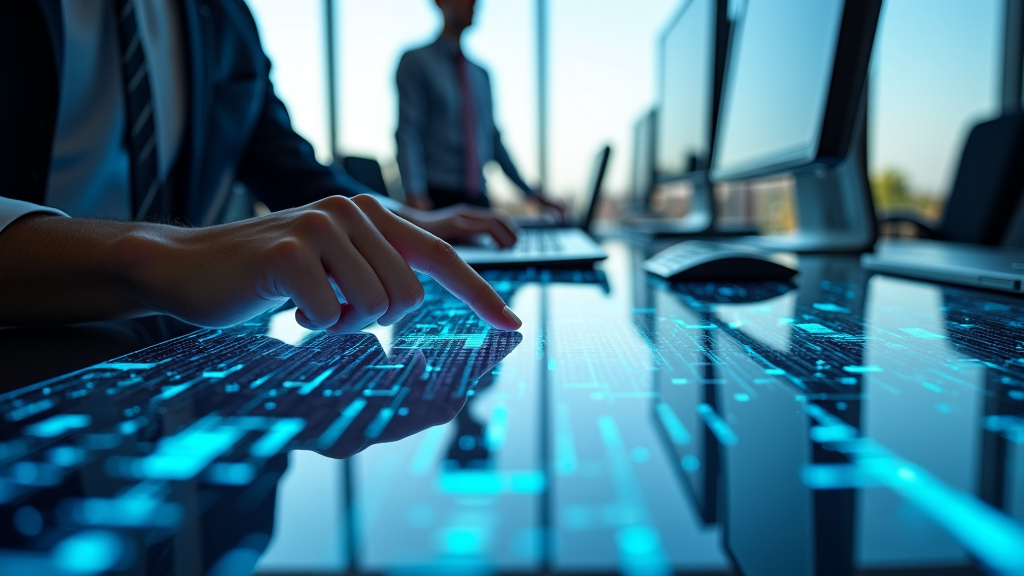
[400,204,519,248]
[123,195,522,332]
[532,192,570,223]
[405,194,434,211]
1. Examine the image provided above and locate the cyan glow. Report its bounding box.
[135,420,241,480]
[25,414,91,438]
[697,403,738,446]
[437,471,546,494]
[250,419,306,458]
[47,445,85,468]
[655,402,691,446]
[442,527,485,555]
[796,323,836,335]
[202,364,244,379]
[842,365,884,374]
[858,451,1024,575]
[555,403,579,476]
[317,398,367,449]
[485,404,508,450]
[54,529,123,573]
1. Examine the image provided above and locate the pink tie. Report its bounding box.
[456,49,482,196]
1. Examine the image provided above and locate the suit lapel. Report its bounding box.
[179,0,215,223]
[36,1,63,81]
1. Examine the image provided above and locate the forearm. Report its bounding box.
[0,196,522,332]
[0,215,156,325]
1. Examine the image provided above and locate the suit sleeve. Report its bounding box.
[234,56,374,212]
[395,52,429,198]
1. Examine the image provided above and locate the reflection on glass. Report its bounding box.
[3,251,1024,574]
[0,302,521,573]
[654,257,1024,575]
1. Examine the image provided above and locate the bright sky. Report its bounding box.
[249,0,1005,205]
[868,0,1001,196]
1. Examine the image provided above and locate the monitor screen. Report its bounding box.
[631,108,657,206]
[711,0,845,180]
[656,0,719,182]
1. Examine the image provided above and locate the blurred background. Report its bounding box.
[247,0,1002,232]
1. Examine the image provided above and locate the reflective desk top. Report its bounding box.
[0,240,1022,576]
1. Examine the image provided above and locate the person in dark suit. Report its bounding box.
[395,0,567,217]
[0,1,522,333]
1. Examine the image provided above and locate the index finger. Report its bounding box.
[359,203,522,331]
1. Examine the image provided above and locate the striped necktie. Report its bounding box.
[113,0,163,221]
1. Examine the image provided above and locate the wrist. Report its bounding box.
[110,222,182,315]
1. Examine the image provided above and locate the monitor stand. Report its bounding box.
[738,99,877,254]
[623,179,759,239]
[740,157,877,253]
[628,97,876,252]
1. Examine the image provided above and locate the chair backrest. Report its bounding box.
[580,145,612,234]
[939,112,1024,245]
[340,156,390,198]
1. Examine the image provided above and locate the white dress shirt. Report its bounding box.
[0,0,184,234]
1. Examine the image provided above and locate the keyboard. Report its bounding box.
[512,228,564,254]
[455,227,607,269]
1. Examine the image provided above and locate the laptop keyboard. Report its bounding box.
[511,229,565,254]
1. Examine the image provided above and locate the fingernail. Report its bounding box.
[503,305,522,328]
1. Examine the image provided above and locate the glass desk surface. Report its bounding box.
[0,242,1022,576]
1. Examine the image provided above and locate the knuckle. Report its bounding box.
[351,194,383,213]
[318,195,361,220]
[295,209,335,237]
[267,238,306,270]
[432,238,459,264]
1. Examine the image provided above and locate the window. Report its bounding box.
[248,0,332,163]
[548,0,679,218]
[868,0,1002,221]
[337,0,537,205]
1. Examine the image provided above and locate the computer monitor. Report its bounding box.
[653,0,728,231]
[630,108,657,212]
[710,0,882,252]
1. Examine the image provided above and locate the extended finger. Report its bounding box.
[350,195,426,326]
[364,211,522,331]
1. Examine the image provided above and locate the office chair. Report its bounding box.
[878,111,1024,245]
[340,156,390,198]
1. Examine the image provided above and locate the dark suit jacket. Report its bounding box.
[0,0,365,225]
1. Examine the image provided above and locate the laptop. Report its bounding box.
[862,238,1024,293]
[455,146,610,269]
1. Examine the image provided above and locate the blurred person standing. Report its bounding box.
[396,0,566,217]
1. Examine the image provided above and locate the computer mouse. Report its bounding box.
[643,240,798,282]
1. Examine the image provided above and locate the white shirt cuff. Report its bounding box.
[0,198,70,236]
